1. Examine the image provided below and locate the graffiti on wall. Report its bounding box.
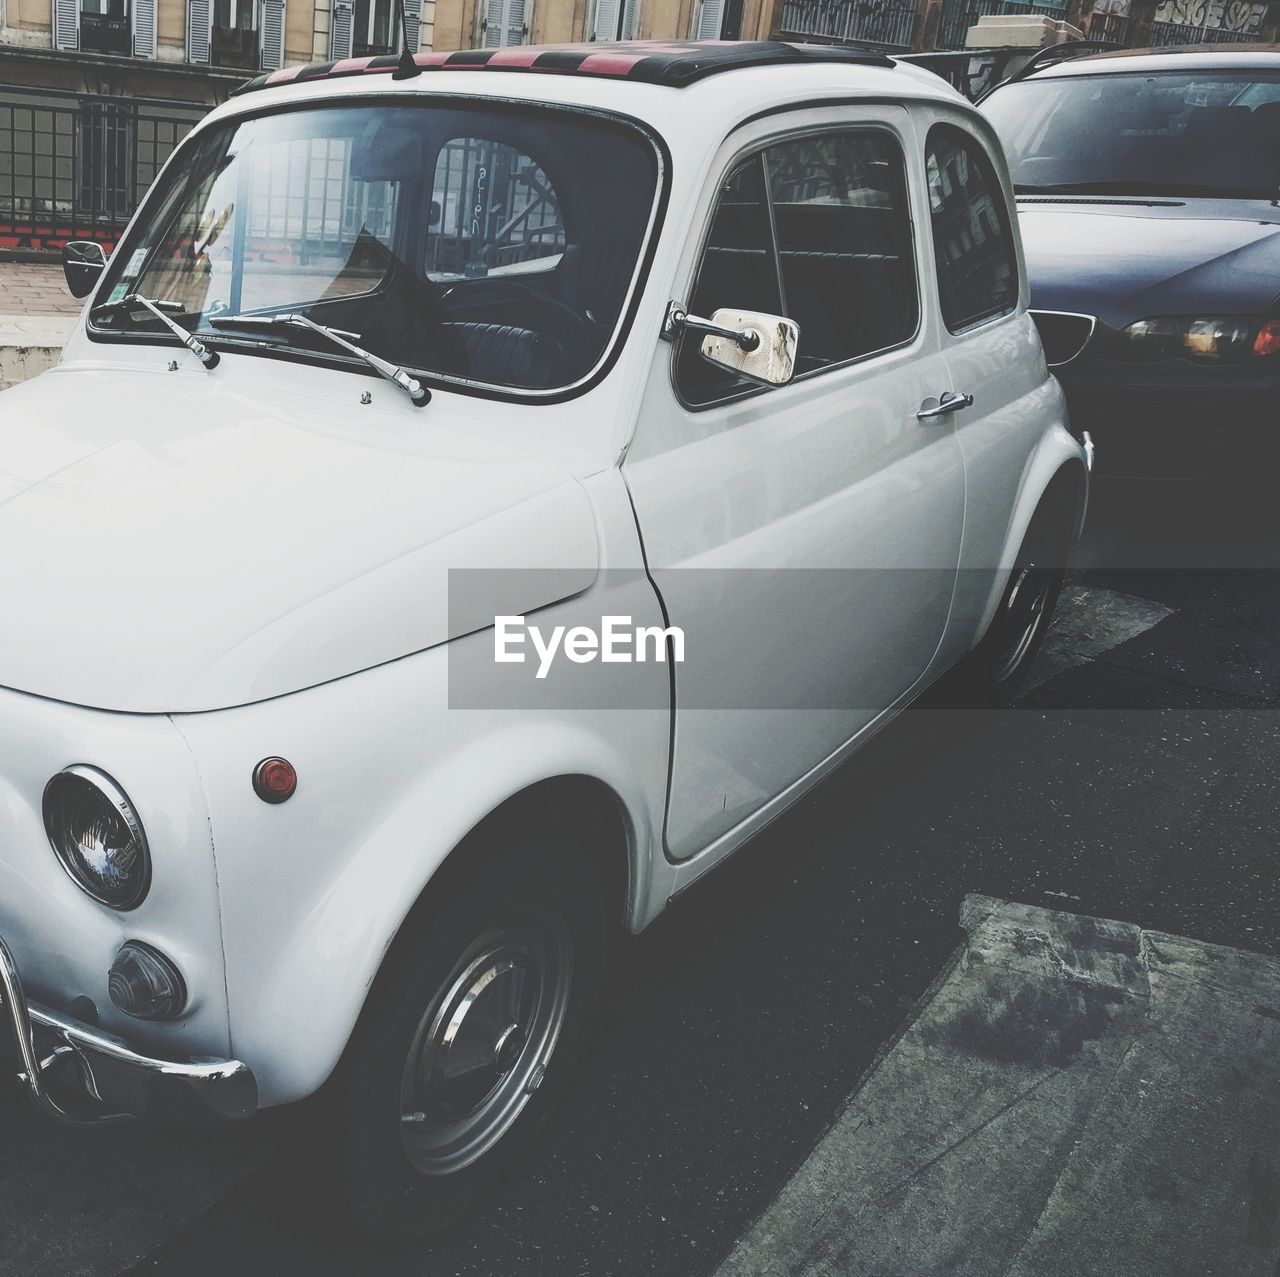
[1152,0,1267,34]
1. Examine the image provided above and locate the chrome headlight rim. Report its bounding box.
[42,764,152,912]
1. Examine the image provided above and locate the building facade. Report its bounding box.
[0,0,1276,252]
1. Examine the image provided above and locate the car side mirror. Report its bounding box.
[665,303,799,388]
[62,240,108,299]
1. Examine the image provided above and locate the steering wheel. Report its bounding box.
[443,278,598,339]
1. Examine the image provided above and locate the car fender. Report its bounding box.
[174,622,670,1109]
[973,418,1088,646]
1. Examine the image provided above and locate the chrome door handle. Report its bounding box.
[917,391,974,420]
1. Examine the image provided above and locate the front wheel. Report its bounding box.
[334,834,607,1240]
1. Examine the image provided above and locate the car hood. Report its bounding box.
[1017,199,1280,324]
[0,367,598,712]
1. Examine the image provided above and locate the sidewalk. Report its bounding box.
[0,262,80,389]
[0,261,86,318]
[717,895,1280,1277]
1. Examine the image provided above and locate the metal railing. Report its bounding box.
[79,13,133,55]
[778,0,918,49]
[427,137,564,277]
[210,24,260,68]
[0,85,205,252]
[1149,19,1260,43]
[900,48,1023,97]
[936,0,1067,49]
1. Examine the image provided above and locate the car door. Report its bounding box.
[919,111,1057,643]
[622,108,968,861]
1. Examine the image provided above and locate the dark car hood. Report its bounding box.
[1017,198,1280,324]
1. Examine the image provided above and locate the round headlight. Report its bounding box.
[42,766,151,910]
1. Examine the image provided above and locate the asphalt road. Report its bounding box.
[6,473,1280,1277]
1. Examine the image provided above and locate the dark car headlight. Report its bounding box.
[1116,315,1277,363]
[42,766,151,910]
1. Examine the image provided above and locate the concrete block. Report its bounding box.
[0,315,73,391]
[966,12,1066,45]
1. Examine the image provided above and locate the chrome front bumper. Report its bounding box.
[0,936,256,1124]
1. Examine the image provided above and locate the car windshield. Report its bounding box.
[983,70,1280,200]
[90,101,661,394]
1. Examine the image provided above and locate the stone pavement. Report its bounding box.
[0,261,85,318]
[716,894,1280,1277]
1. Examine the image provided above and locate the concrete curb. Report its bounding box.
[0,315,74,390]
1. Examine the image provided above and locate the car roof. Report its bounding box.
[1026,44,1280,80]
[234,39,896,96]
[200,39,973,143]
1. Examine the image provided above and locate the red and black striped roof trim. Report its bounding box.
[232,40,896,96]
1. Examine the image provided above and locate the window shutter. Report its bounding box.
[481,0,505,45]
[592,0,619,38]
[402,0,420,51]
[619,0,636,36]
[52,0,79,51]
[694,0,722,36]
[187,0,211,62]
[504,0,526,44]
[260,0,285,68]
[330,0,354,57]
[132,0,157,55]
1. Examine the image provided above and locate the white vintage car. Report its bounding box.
[2,40,1086,1236]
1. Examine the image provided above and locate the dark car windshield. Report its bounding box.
[90,101,661,395]
[983,70,1280,200]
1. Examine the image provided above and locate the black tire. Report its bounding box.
[334,829,607,1241]
[948,501,1070,705]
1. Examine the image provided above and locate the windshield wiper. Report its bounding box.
[1015,180,1278,200]
[211,313,430,407]
[91,294,220,369]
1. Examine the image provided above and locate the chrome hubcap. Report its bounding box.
[992,561,1051,683]
[399,903,572,1176]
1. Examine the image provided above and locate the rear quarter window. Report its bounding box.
[925,123,1018,333]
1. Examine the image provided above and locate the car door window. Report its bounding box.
[676,128,917,406]
[925,124,1018,333]
[766,133,917,374]
[676,155,782,405]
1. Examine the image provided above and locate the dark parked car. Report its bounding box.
[982,47,1280,475]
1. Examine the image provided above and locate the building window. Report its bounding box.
[212,0,259,67]
[354,0,398,54]
[80,0,132,54]
[78,102,130,219]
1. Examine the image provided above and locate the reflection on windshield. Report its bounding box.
[92,104,660,393]
[982,72,1280,199]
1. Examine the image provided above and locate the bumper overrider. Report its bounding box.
[0,935,256,1124]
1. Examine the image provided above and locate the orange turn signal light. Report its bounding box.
[1253,320,1280,359]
